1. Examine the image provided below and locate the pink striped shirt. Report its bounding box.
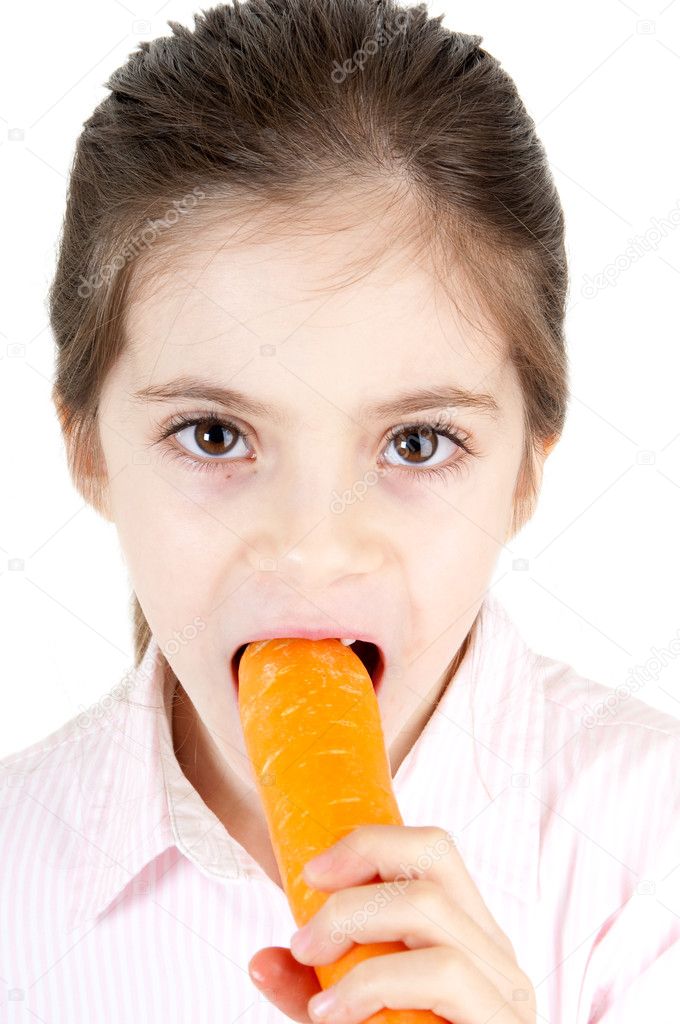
[2,591,679,1021]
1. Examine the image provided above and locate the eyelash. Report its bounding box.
[155,409,479,483]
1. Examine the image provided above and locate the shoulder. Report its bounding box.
[0,704,113,871]
[530,646,680,884]
[536,646,680,740]
[475,598,680,1018]
[536,648,680,790]
[483,594,680,802]
[1,700,111,777]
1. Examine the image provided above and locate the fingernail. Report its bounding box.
[304,847,337,878]
[249,962,266,984]
[290,923,314,956]
[308,987,338,1019]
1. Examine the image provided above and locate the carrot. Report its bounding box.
[238,636,449,1023]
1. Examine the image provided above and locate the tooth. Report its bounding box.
[340,638,356,646]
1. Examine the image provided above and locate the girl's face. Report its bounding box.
[96,204,533,800]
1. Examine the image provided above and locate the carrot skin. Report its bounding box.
[238,637,449,1023]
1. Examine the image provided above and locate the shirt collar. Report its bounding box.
[391,590,544,908]
[67,589,543,931]
[66,636,177,931]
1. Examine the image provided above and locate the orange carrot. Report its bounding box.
[238,636,449,1024]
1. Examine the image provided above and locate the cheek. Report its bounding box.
[452,453,522,555]
[406,514,500,617]
[403,471,516,625]
[108,471,237,639]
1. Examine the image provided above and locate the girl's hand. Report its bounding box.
[248,824,536,1023]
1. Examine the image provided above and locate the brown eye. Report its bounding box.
[194,419,238,456]
[174,417,250,461]
[385,424,456,469]
[392,425,436,464]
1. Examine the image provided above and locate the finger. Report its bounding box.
[305,946,529,1024]
[248,945,321,1023]
[304,824,509,952]
[291,877,520,996]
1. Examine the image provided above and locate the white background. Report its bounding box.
[1,0,680,757]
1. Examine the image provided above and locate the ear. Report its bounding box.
[79,431,115,522]
[90,462,114,522]
[73,454,115,524]
[541,433,559,458]
[505,433,559,543]
[53,393,114,522]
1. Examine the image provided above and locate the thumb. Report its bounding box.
[248,945,322,1022]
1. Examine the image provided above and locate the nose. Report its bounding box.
[246,466,385,590]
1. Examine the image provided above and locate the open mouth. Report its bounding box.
[231,639,384,695]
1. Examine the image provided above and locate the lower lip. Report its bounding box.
[231,645,384,699]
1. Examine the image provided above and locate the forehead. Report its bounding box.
[120,200,517,418]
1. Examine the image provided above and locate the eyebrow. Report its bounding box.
[131,375,500,424]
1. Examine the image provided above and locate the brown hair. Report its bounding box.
[49,0,569,668]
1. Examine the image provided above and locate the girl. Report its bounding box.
[2,1,679,1021]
